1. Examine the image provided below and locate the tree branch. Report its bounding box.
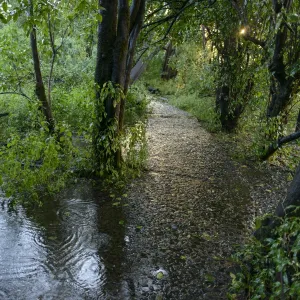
[47,17,70,109]
[130,0,141,31]
[243,33,266,48]
[0,92,34,102]
[145,3,169,21]
[261,131,300,160]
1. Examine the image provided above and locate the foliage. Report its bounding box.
[125,82,149,125]
[142,42,220,131]
[93,81,148,180]
[0,119,75,207]
[228,215,300,299]
[52,82,95,132]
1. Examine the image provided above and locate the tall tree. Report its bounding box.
[238,0,300,119]
[203,1,256,131]
[266,0,300,118]
[93,0,146,174]
[29,0,54,132]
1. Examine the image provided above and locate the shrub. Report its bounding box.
[228,215,300,299]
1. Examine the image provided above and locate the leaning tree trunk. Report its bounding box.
[29,2,54,132]
[121,0,146,132]
[255,163,300,240]
[161,41,177,80]
[275,164,300,218]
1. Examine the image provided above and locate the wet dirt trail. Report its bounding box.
[119,100,287,299]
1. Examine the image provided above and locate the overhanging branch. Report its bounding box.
[261,131,300,160]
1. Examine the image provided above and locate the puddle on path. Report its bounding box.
[0,181,128,299]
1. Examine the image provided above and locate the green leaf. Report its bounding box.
[96,14,102,22]
[2,2,7,12]
[255,218,262,230]
[288,13,299,23]
[0,13,7,24]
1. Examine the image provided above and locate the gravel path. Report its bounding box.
[118,100,288,300]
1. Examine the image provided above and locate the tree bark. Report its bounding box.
[95,0,118,121]
[120,0,146,135]
[295,109,300,132]
[29,1,54,132]
[161,41,177,80]
[275,164,300,218]
[216,79,253,132]
[214,32,254,132]
[93,0,146,172]
[30,30,54,132]
[255,164,300,240]
[261,130,300,160]
[266,0,297,118]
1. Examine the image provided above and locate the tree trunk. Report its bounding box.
[295,109,300,132]
[267,70,293,118]
[93,0,145,173]
[95,0,118,121]
[129,47,161,85]
[255,164,300,240]
[161,41,177,80]
[266,0,295,118]
[29,5,54,132]
[30,31,54,132]
[275,165,300,218]
[261,130,300,160]
[120,0,146,133]
[215,33,254,131]
[216,79,252,132]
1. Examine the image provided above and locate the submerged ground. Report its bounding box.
[0,100,288,299]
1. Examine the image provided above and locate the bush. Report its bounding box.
[0,121,75,207]
[228,215,300,299]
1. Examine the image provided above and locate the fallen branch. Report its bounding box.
[261,131,300,160]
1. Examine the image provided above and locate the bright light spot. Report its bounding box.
[240,28,246,35]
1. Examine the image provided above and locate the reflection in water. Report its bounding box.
[0,181,126,299]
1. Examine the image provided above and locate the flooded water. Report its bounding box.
[0,181,128,299]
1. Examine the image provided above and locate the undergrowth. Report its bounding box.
[0,81,149,207]
[228,215,300,299]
